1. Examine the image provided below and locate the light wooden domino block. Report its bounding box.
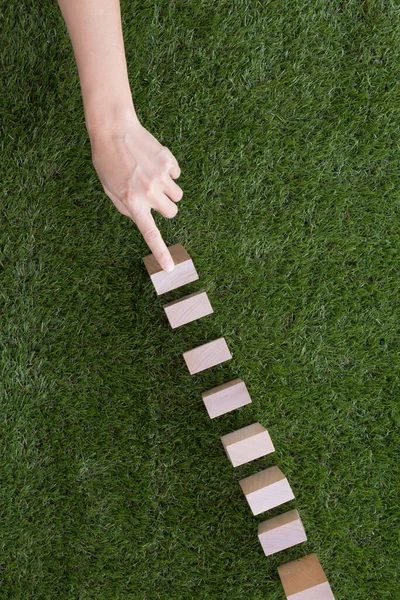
[278,554,335,600]
[239,466,295,515]
[220,422,275,467]
[163,291,213,328]
[143,243,199,295]
[183,337,231,375]
[202,378,252,418]
[258,509,307,557]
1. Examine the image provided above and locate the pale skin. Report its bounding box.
[57,0,182,272]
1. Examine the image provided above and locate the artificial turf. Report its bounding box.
[1,1,399,598]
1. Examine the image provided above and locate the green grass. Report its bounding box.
[1,0,399,598]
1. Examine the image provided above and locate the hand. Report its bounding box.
[89,114,183,271]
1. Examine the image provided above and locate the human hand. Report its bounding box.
[89,113,183,271]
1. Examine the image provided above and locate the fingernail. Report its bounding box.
[164,260,175,272]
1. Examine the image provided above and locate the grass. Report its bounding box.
[1,0,399,598]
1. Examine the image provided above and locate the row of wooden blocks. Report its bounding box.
[143,244,335,599]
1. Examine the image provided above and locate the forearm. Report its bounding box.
[57,0,137,133]
[57,0,182,272]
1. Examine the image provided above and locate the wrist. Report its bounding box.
[84,94,139,139]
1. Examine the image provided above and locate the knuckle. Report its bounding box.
[129,201,142,219]
[146,182,155,196]
[160,145,171,157]
[135,167,153,195]
[142,178,154,196]
[142,228,160,244]
[117,183,130,202]
[159,146,173,167]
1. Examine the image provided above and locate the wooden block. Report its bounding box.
[143,243,199,295]
[239,466,295,515]
[278,554,335,600]
[202,378,252,419]
[221,422,275,467]
[183,337,231,375]
[258,509,307,557]
[163,291,213,328]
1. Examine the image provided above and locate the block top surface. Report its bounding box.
[258,509,300,535]
[143,243,191,276]
[183,337,231,363]
[202,378,244,399]
[278,554,328,596]
[163,290,207,309]
[221,422,265,447]
[239,466,285,494]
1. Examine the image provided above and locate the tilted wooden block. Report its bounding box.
[202,378,252,419]
[278,554,335,600]
[143,243,199,295]
[221,422,275,467]
[258,509,307,557]
[183,337,231,375]
[163,291,213,328]
[239,466,295,515]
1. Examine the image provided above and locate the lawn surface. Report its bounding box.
[1,1,399,598]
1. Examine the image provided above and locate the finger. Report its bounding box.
[153,193,178,219]
[163,178,183,203]
[169,160,181,179]
[161,146,181,179]
[134,208,174,272]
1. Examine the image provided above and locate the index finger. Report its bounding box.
[135,209,175,272]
